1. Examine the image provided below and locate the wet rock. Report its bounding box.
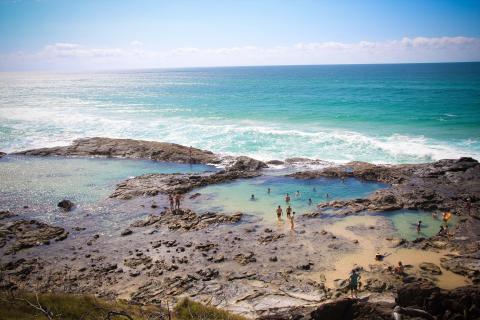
[0,151,6,158]
[0,211,16,220]
[419,262,442,275]
[57,199,74,211]
[110,171,259,200]
[195,242,216,252]
[258,233,285,244]
[120,229,133,236]
[227,156,267,172]
[196,268,219,281]
[397,283,480,320]
[16,137,219,164]
[1,219,67,253]
[233,252,256,265]
[266,160,284,165]
[297,262,314,270]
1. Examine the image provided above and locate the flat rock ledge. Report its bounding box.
[295,157,479,216]
[111,170,260,199]
[15,137,268,171]
[0,219,68,254]
[130,209,243,231]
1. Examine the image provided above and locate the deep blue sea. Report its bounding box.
[1,63,479,164]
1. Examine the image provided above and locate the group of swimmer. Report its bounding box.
[168,193,183,211]
[415,211,453,235]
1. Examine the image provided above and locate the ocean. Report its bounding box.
[1,63,479,164]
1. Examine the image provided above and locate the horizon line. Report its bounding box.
[1,60,480,74]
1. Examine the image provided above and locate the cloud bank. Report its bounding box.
[1,36,479,71]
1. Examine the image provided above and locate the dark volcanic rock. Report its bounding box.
[57,199,74,211]
[227,156,268,172]
[299,158,480,216]
[110,171,259,199]
[120,229,133,236]
[397,283,480,320]
[16,137,219,164]
[1,219,68,253]
[0,151,6,158]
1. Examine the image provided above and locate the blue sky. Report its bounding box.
[1,0,480,70]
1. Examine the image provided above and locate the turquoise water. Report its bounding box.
[386,210,458,240]
[0,155,215,210]
[186,176,387,220]
[1,63,479,163]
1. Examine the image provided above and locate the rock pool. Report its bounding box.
[0,155,216,212]
[185,175,388,220]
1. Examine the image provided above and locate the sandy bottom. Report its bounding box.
[314,215,468,290]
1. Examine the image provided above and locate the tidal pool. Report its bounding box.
[385,210,458,240]
[0,155,216,211]
[186,175,387,220]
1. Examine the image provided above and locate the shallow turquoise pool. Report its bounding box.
[186,175,387,220]
[385,210,458,240]
[0,155,216,209]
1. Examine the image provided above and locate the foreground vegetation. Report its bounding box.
[0,291,247,320]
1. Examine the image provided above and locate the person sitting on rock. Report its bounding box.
[437,225,446,236]
[394,261,405,275]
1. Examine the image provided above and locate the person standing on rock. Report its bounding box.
[168,194,175,211]
[276,205,283,220]
[349,269,360,298]
[175,194,182,210]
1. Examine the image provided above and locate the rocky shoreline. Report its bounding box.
[1,138,480,319]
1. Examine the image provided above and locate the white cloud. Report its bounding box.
[1,36,479,71]
[130,40,144,47]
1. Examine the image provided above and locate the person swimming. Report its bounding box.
[267,187,271,194]
[416,220,422,233]
[313,187,316,192]
[325,193,329,199]
[295,190,301,198]
[276,205,283,220]
[285,193,291,203]
[308,198,312,205]
[250,194,255,201]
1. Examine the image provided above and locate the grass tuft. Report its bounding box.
[174,298,247,320]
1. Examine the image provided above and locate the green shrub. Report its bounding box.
[174,298,247,320]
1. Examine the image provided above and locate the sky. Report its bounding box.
[1,0,480,71]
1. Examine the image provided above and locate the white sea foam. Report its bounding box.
[1,104,478,164]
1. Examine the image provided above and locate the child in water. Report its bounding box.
[289,212,295,230]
